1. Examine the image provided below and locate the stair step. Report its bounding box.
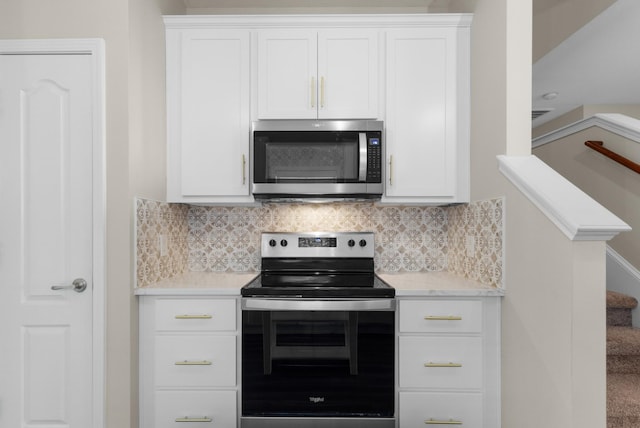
[608,373,640,428]
[607,291,638,327]
[607,291,638,310]
[608,327,640,374]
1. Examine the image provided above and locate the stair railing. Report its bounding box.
[585,140,640,174]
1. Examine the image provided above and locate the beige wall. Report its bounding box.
[472,0,607,426]
[533,104,640,139]
[535,127,640,269]
[0,1,611,427]
[0,1,183,427]
[0,2,133,427]
[533,0,616,61]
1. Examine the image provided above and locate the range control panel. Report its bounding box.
[261,232,375,259]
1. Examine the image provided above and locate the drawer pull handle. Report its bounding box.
[424,315,462,321]
[175,314,212,319]
[424,362,462,368]
[175,360,212,366]
[176,417,212,422]
[424,419,462,425]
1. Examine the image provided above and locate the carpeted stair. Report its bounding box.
[607,290,640,428]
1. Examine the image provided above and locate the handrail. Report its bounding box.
[584,141,640,174]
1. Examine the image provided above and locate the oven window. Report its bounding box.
[242,310,394,418]
[254,131,360,183]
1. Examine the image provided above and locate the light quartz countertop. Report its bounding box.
[378,271,504,297]
[134,272,259,296]
[134,270,503,297]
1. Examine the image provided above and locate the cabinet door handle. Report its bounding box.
[389,155,393,186]
[320,76,325,108]
[174,314,212,319]
[175,360,212,365]
[424,315,462,321]
[424,362,462,368]
[311,76,316,108]
[242,154,247,185]
[175,417,212,422]
[424,419,463,425]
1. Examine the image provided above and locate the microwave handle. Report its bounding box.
[358,132,367,181]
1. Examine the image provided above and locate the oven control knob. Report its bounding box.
[359,239,367,247]
[280,239,288,247]
[269,239,277,247]
[348,239,356,247]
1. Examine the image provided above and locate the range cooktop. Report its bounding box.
[240,232,395,298]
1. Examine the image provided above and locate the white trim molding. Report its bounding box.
[607,245,640,328]
[532,113,640,148]
[498,155,630,241]
[0,38,107,428]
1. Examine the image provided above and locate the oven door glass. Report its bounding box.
[242,308,394,418]
[254,131,361,183]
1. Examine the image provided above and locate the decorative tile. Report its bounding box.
[135,197,504,289]
[135,198,189,287]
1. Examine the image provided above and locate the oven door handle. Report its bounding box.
[241,298,395,312]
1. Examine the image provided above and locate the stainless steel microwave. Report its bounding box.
[252,120,383,201]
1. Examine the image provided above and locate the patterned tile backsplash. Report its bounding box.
[136,198,504,288]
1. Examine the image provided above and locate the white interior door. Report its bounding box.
[0,50,100,428]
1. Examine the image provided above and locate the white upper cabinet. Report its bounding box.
[257,29,379,119]
[382,22,470,204]
[166,28,252,203]
[164,15,470,205]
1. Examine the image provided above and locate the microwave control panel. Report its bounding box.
[367,132,382,183]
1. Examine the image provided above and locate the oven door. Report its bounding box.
[241,299,395,427]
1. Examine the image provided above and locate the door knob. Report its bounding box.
[51,278,88,293]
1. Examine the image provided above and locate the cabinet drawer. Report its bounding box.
[155,298,236,331]
[399,336,482,389]
[399,299,482,333]
[155,335,236,387]
[399,392,483,428]
[155,390,236,428]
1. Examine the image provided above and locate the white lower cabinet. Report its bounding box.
[139,296,240,428]
[399,391,483,427]
[155,390,237,428]
[397,297,500,428]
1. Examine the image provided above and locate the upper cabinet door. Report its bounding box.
[166,29,252,203]
[317,29,379,119]
[257,30,318,119]
[383,26,470,204]
[258,29,379,120]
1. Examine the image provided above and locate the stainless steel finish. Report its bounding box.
[242,298,395,312]
[51,278,87,293]
[241,417,395,428]
[252,119,383,133]
[358,132,367,181]
[260,231,375,258]
[252,182,383,199]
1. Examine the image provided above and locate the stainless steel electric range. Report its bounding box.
[241,232,395,428]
